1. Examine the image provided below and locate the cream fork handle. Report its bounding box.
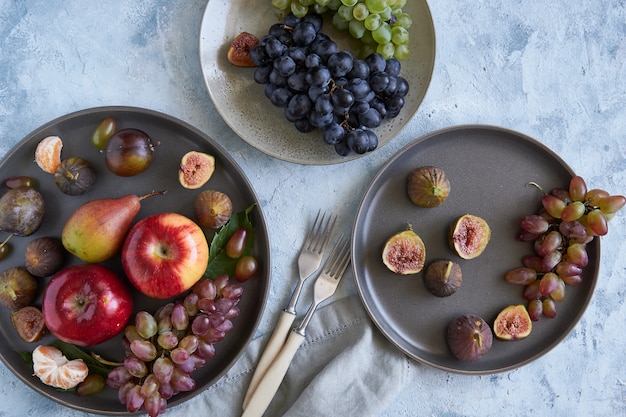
[242,310,296,409]
[241,330,305,417]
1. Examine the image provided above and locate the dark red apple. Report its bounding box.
[42,264,133,346]
[121,212,209,299]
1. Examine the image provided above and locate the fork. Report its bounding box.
[241,237,351,417]
[242,210,336,408]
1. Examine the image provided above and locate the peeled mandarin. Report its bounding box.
[34,135,63,174]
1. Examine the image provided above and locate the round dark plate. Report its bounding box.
[351,125,599,374]
[0,106,270,414]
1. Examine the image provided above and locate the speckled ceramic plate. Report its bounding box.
[198,0,435,165]
[352,125,599,374]
[0,106,270,414]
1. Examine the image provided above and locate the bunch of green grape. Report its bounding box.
[505,175,624,321]
[271,0,413,59]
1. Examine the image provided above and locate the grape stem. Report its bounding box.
[0,234,12,248]
[90,352,124,367]
[526,181,546,195]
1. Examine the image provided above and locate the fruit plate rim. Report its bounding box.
[0,105,271,414]
[197,0,436,165]
[351,123,600,375]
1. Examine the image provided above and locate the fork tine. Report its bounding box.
[304,210,337,254]
[302,209,322,249]
[324,237,351,276]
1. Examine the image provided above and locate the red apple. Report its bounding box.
[42,264,133,346]
[122,212,209,299]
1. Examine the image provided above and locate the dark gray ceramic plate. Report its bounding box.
[0,106,270,414]
[351,125,599,374]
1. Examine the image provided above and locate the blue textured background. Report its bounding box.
[1,1,625,416]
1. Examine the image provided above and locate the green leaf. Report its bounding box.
[51,340,114,378]
[204,204,257,280]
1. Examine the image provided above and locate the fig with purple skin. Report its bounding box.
[447,314,493,361]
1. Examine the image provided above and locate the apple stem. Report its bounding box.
[138,190,168,201]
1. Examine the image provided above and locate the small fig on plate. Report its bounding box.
[11,305,46,343]
[194,190,233,228]
[423,259,462,297]
[24,236,65,277]
[493,304,532,340]
[54,157,96,196]
[447,314,493,361]
[227,32,260,67]
[407,166,450,208]
[179,151,216,189]
[449,214,491,259]
[0,266,38,309]
[0,187,45,236]
[382,225,426,275]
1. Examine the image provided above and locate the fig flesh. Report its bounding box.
[11,305,46,343]
[424,259,462,297]
[493,304,532,341]
[0,187,45,236]
[0,266,38,309]
[382,225,426,275]
[407,166,451,208]
[179,151,216,189]
[194,190,233,228]
[449,214,491,259]
[447,314,493,361]
[227,32,260,67]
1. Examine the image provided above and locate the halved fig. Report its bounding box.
[449,214,491,259]
[382,225,426,275]
[178,151,216,189]
[447,314,493,361]
[493,304,532,341]
[407,166,450,208]
[11,305,46,343]
[227,32,260,67]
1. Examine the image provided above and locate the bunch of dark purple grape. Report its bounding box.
[249,13,409,156]
[106,275,243,417]
[505,175,625,321]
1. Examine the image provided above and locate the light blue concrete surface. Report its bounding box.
[0,1,625,416]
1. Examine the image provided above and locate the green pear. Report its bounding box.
[61,191,165,263]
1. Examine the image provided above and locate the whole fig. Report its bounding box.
[423,259,462,297]
[447,314,493,361]
[0,187,45,236]
[407,166,450,208]
[0,266,38,309]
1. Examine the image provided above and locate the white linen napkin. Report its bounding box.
[172,295,418,417]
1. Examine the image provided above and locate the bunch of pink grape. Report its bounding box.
[106,275,243,417]
[505,175,625,321]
